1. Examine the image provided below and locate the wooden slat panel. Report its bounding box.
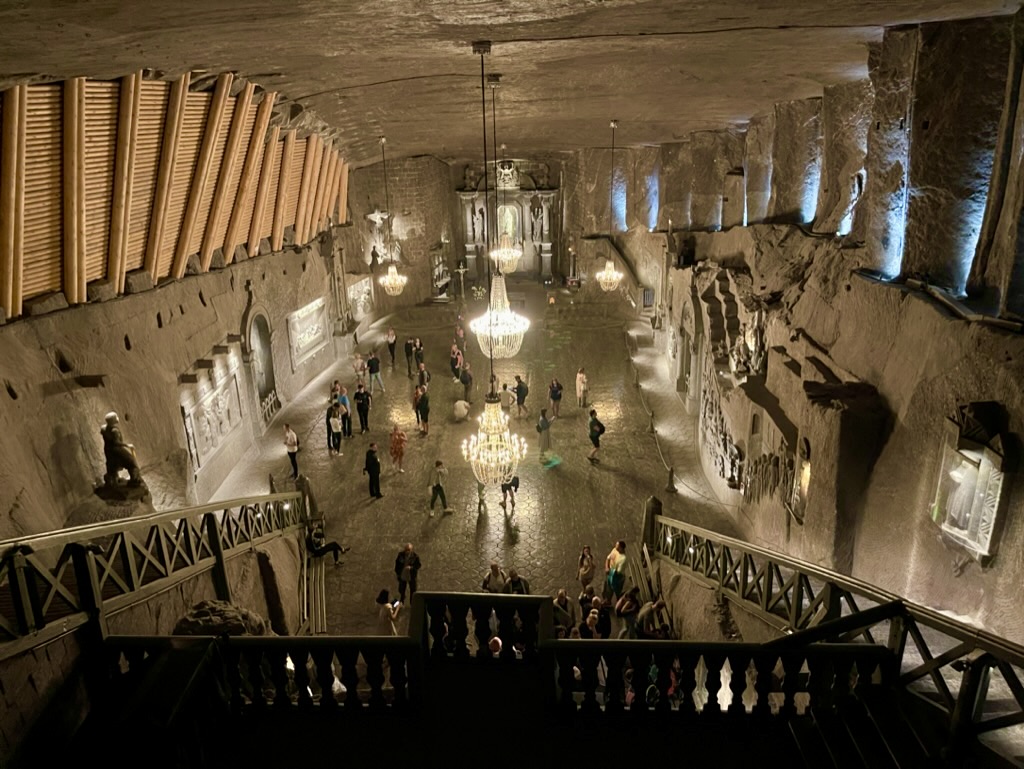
[337,161,349,224]
[310,146,335,239]
[204,87,254,265]
[157,91,208,278]
[238,125,267,248]
[1,86,24,317]
[223,91,275,260]
[108,71,140,294]
[63,78,86,304]
[22,84,63,299]
[247,124,278,257]
[295,134,320,243]
[187,91,233,259]
[124,81,168,273]
[284,138,305,228]
[84,80,119,284]
[322,152,341,229]
[261,139,283,240]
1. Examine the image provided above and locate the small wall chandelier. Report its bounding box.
[599,119,623,292]
[376,136,407,297]
[463,40,527,486]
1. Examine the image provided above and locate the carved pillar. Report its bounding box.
[539,192,555,278]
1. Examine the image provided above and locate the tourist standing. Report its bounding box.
[587,408,605,463]
[500,383,516,410]
[553,589,580,633]
[450,343,462,381]
[418,388,431,436]
[428,459,452,517]
[537,408,552,461]
[615,586,642,638]
[376,589,400,635]
[418,362,432,390]
[367,350,385,395]
[604,540,627,600]
[481,563,508,593]
[338,386,353,438]
[352,353,367,387]
[364,443,383,499]
[460,362,474,403]
[389,424,407,473]
[283,423,299,479]
[327,403,343,456]
[549,378,564,417]
[386,327,398,368]
[413,386,424,430]
[500,475,519,510]
[577,546,595,591]
[404,337,415,378]
[414,338,425,368]
[503,568,530,595]
[576,367,588,408]
[514,375,529,418]
[325,400,337,454]
[394,543,422,603]
[354,384,372,433]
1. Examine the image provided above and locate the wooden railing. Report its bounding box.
[646,508,1024,763]
[0,491,305,661]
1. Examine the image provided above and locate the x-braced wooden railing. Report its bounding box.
[645,506,1024,763]
[0,491,306,661]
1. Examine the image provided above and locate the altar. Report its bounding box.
[458,159,557,280]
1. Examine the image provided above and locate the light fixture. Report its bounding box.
[462,41,527,487]
[598,119,623,292]
[376,136,407,297]
[488,80,522,274]
[469,273,529,358]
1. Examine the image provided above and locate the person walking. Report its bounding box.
[500,475,519,510]
[354,384,372,433]
[418,387,431,436]
[428,459,452,517]
[460,362,474,403]
[338,386,353,438]
[513,375,529,418]
[404,337,415,378]
[352,353,367,387]
[615,586,643,638]
[364,442,383,499]
[417,362,432,390]
[587,408,605,463]
[283,424,299,479]
[389,424,408,473]
[481,563,508,593]
[376,589,401,636]
[413,338,425,368]
[413,385,424,431]
[576,367,589,408]
[537,408,552,462]
[503,568,530,595]
[327,402,343,456]
[449,343,462,381]
[604,540,627,600]
[386,327,398,369]
[577,545,595,591]
[367,350,385,394]
[548,378,564,417]
[394,543,421,603]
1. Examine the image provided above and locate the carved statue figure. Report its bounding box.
[473,207,485,245]
[101,412,142,487]
[530,195,544,244]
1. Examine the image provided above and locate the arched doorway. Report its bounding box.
[249,313,280,426]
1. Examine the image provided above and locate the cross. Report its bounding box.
[366,208,390,227]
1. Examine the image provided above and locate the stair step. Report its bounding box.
[812,707,868,769]
[838,698,900,769]
[790,716,837,769]
[861,690,940,767]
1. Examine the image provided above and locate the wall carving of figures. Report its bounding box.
[729,308,767,378]
[347,276,374,322]
[183,374,243,471]
[287,298,330,371]
[743,449,796,506]
[700,352,744,489]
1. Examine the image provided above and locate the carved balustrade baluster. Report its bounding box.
[426,600,449,660]
[806,651,837,713]
[447,600,470,660]
[627,651,650,715]
[518,606,539,661]
[727,651,752,716]
[779,652,802,718]
[603,649,627,714]
[291,648,314,708]
[578,648,601,714]
[702,652,725,715]
[363,647,387,709]
[495,604,517,662]
[751,652,776,718]
[267,648,291,708]
[554,645,579,713]
[338,648,361,710]
[311,647,337,708]
[830,653,853,709]
[654,650,674,713]
[388,648,409,709]
[244,647,268,707]
[223,643,245,711]
[470,601,492,660]
[677,651,699,717]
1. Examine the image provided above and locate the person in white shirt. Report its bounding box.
[481,563,508,593]
[576,367,589,408]
[283,424,299,479]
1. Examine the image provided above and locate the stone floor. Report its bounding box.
[212,277,737,634]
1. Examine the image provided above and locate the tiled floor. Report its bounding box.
[212,278,737,634]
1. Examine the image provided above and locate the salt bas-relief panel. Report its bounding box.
[287,297,330,371]
[183,373,243,472]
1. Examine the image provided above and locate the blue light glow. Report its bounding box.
[949,197,986,297]
[799,155,822,225]
[646,164,660,231]
[612,167,627,232]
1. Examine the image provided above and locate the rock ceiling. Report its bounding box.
[0,0,1018,166]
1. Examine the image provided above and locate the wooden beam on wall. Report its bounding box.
[322,152,342,230]
[0,85,26,318]
[173,73,232,278]
[145,72,190,281]
[293,134,318,245]
[272,129,295,252]
[309,142,334,241]
[337,161,350,224]
[248,124,279,258]
[108,71,141,295]
[223,91,276,259]
[63,77,86,304]
[202,81,253,268]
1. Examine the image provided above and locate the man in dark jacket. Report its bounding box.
[354,384,372,433]
[503,568,530,595]
[459,362,474,403]
[394,542,421,603]
[404,338,415,378]
[513,375,529,418]
[363,443,382,498]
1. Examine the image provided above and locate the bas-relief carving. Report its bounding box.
[183,374,243,472]
[346,276,374,322]
[743,450,796,506]
[699,353,743,490]
[287,297,330,370]
[729,310,767,378]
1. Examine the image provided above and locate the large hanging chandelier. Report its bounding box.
[599,119,623,292]
[490,231,522,274]
[469,273,529,358]
[463,40,527,486]
[376,136,407,297]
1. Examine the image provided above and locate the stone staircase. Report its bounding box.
[700,268,741,364]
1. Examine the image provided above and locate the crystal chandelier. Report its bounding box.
[463,40,528,486]
[469,273,529,358]
[599,119,623,292]
[462,396,528,485]
[376,136,407,296]
[596,259,623,292]
[490,231,522,274]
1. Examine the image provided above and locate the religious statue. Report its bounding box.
[101,412,143,487]
[473,207,485,245]
[530,195,543,244]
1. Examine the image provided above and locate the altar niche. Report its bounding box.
[458,159,557,280]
